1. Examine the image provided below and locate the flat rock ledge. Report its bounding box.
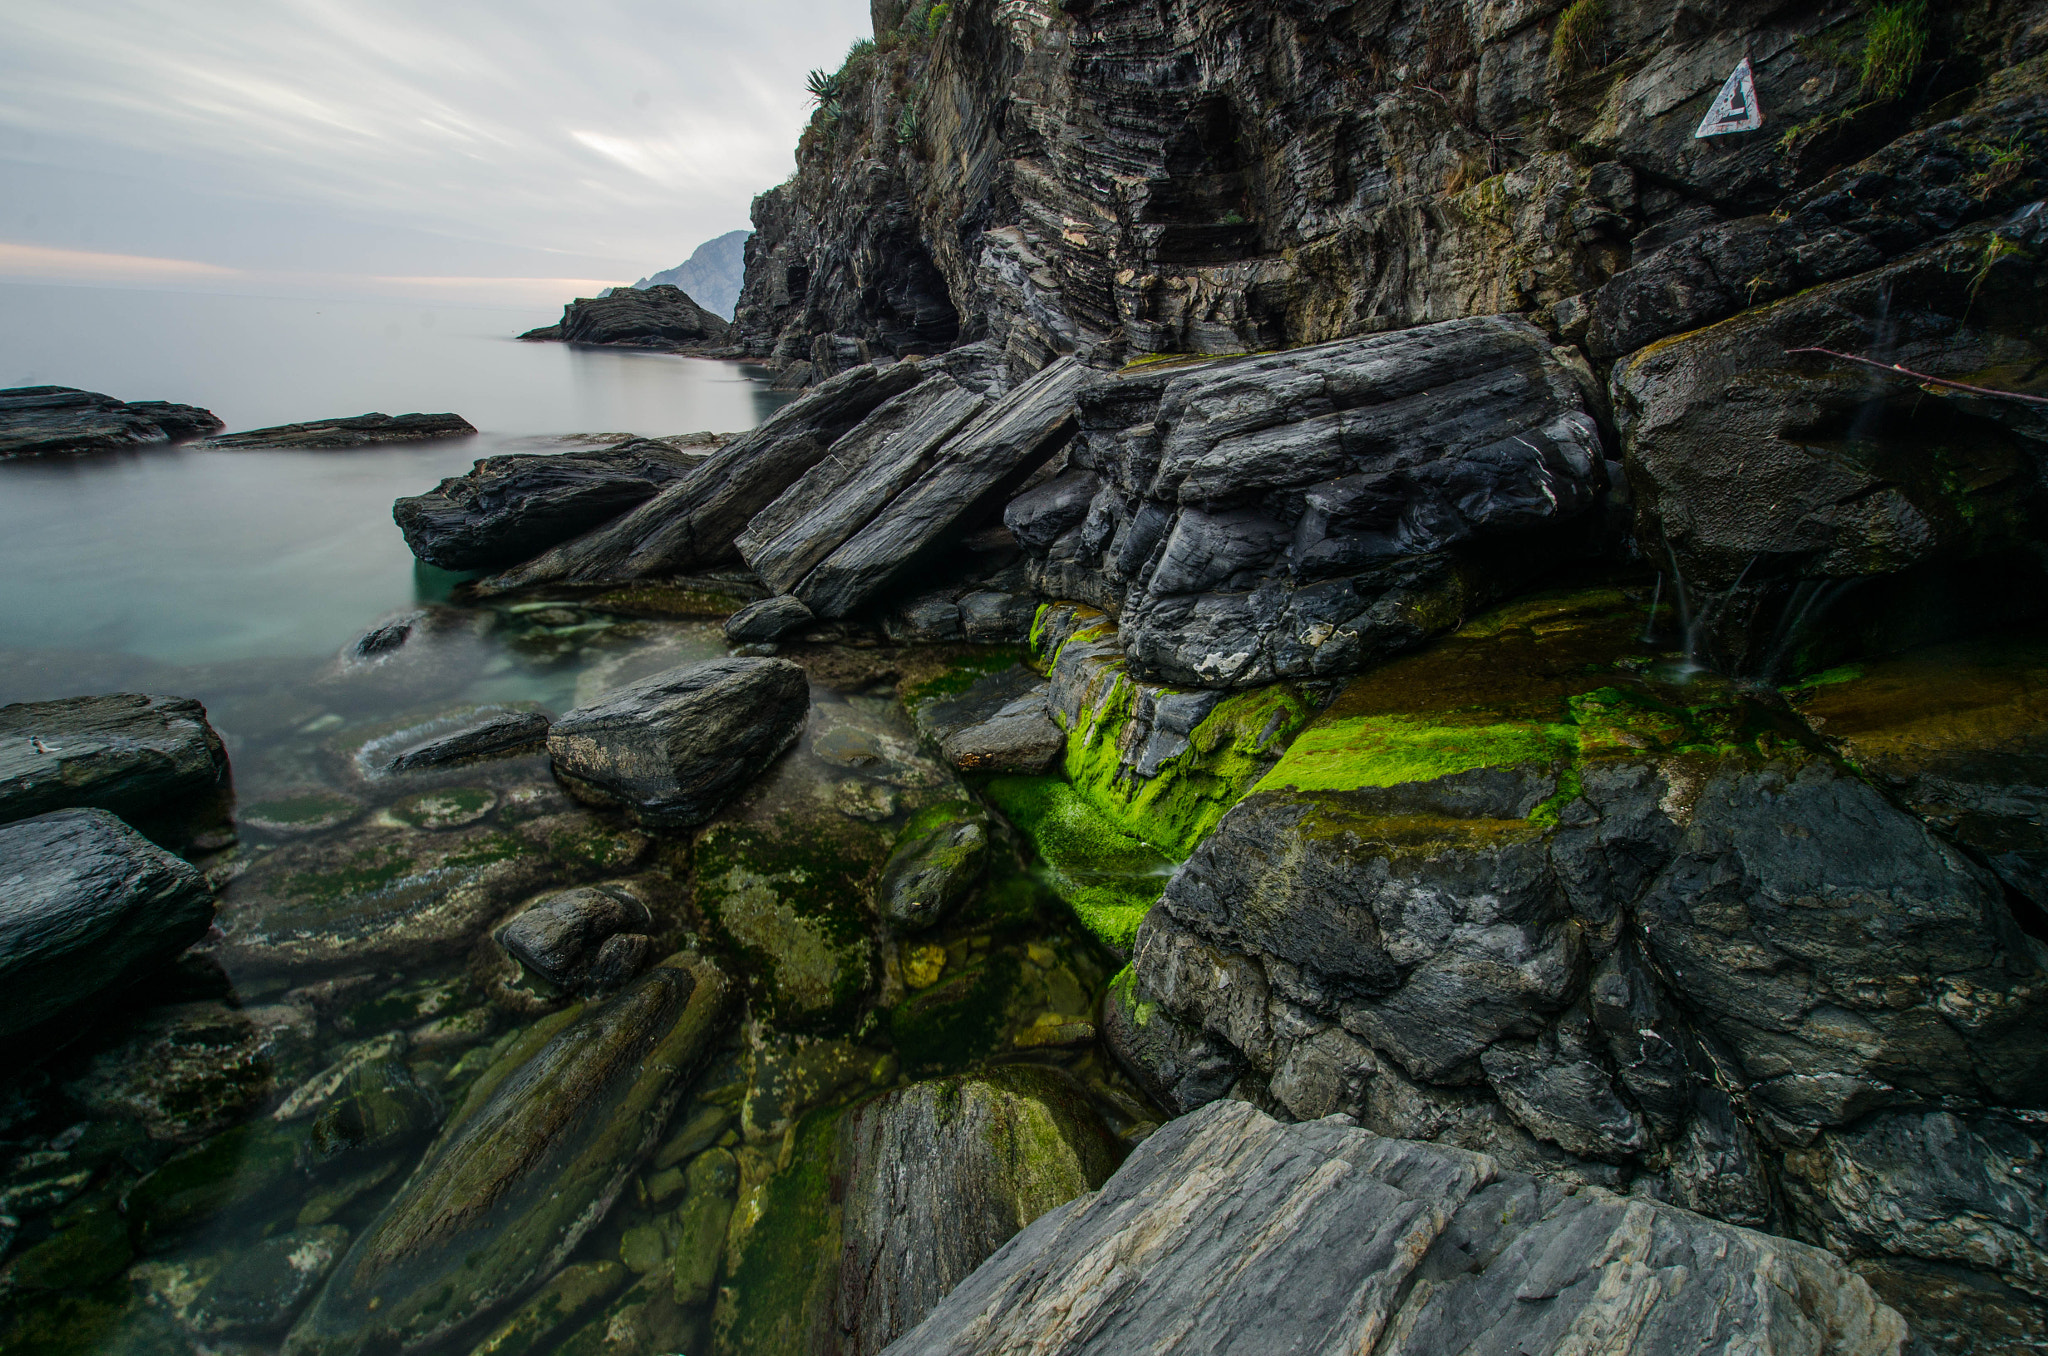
[204,413,476,449]
[0,385,222,458]
[883,1099,1908,1356]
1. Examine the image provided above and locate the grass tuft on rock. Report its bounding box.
[1860,0,1927,100]
[1550,0,1608,75]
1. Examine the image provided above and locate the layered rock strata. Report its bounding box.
[0,385,222,458]
[519,285,732,350]
[204,413,475,449]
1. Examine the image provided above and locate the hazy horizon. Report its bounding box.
[0,0,870,308]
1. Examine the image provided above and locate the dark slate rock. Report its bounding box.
[0,385,222,459]
[204,413,476,449]
[907,665,1063,775]
[884,1099,1907,1355]
[185,1226,351,1336]
[495,883,654,991]
[772,356,1085,619]
[1003,468,1100,551]
[393,440,708,572]
[350,704,553,778]
[283,955,734,1356]
[0,692,227,829]
[0,808,216,1040]
[547,657,810,829]
[956,590,1039,642]
[724,595,815,643]
[876,803,992,932]
[1011,318,1604,687]
[480,358,929,593]
[303,1059,443,1172]
[518,284,731,349]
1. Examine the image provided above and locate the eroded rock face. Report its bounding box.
[1010,320,1607,687]
[203,413,476,450]
[0,808,217,1040]
[0,385,221,458]
[519,285,732,349]
[0,693,229,834]
[393,441,711,572]
[547,657,811,829]
[283,953,734,1356]
[884,1098,1907,1356]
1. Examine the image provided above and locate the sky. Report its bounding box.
[0,0,871,306]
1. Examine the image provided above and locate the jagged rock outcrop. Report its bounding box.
[886,1098,1907,1356]
[0,808,217,1040]
[1011,319,1607,687]
[393,439,713,571]
[204,413,476,449]
[634,229,752,319]
[0,386,222,458]
[519,284,731,350]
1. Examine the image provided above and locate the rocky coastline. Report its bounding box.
[4,1,2048,1353]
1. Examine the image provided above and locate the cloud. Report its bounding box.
[0,0,870,295]
[0,240,241,281]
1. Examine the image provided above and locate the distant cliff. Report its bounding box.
[634,229,751,320]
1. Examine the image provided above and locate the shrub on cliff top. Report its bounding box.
[1861,0,1928,100]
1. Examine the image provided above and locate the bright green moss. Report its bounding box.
[1256,715,1577,795]
[714,1106,844,1356]
[899,646,1028,705]
[982,777,1172,952]
[1106,964,1154,1028]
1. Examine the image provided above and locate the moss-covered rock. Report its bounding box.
[1,1203,132,1292]
[282,953,734,1356]
[669,1147,738,1307]
[63,1000,317,1143]
[875,801,992,932]
[981,776,1173,953]
[713,1105,845,1356]
[301,1059,443,1172]
[125,1120,305,1249]
[461,1262,628,1356]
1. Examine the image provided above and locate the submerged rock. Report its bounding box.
[64,999,316,1142]
[0,808,217,1040]
[301,1058,444,1171]
[462,1261,629,1356]
[0,385,222,458]
[875,801,992,932]
[393,440,709,572]
[204,412,476,449]
[284,952,734,1356]
[0,692,229,834]
[519,284,731,349]
[886,1098,1906,1355]
[547,657,810,829]
[182,1225,351,1335]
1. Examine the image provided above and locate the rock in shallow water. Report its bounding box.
[0,692,228,834]
[284,952,734,1356]
[519,284,731,349]
[204,412,476,449]
[548,657,810,829]
[884,1098,1907,1356]
[0,384,222,458]
[495,883,654,993]
[0,807,217,1040]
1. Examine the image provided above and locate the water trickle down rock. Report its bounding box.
[283,952,734,1356]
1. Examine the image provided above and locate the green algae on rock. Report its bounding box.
[875,801,992,932]
[281,952,734,1356]
[981,776,1174,953]
[462,1261,629,1356]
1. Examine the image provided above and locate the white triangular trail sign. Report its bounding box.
[1695,57,1763,137]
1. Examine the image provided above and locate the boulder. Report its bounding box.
[0,692,228,834]
[1612,221,2048,672]
[883,1099,1907,1356]
[547,657,810,829]
[204,412,476,449]
[393,440,709,571]
[0,808,217,1040]
[737,352,1082,618]
[519,285,731,348]
[284,953,734,1356]
[714,1065,1120,1356]
[1007,318,1607,688]
[724,594,815,643]
[345,702,553,779]
[0,385,221,458]
[875,802,992,932]
[495,883,656,992]
[479,358,929,593]
[906,664,1064,775]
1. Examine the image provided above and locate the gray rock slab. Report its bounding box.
[882,1099,1909,1356]
[907,665,1063,775]
[724,594,816,643]
[0,385,222,458]
[0,692,228,828]
[203,413,475,450]
[0,808,216,1040]
[547,656,810,829]
[392,440,707,571]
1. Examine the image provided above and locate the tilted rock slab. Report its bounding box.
[547,657,810,829]
[0,385,221,458]
[740,352,1083,618]
[0,808,216,1039]
[202,412,475,449]
[1,692,228,831]
[1008,317,1606,688]
[883,1098,1907,1356]
[392,439,710,572]
[284,952,734,1356]
[479,358,928,593]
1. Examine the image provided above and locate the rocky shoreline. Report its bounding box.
[4,0,2047,1353]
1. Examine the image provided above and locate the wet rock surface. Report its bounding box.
[547,657,810,829]
[0,808,217,1040]
[204,412,477,449]
[886,1098,1907,1356]
[497,884,657,994]
[906,663,1063,775]
[0,384,222,458]
[0,692,229,835]
[394,440,713,572]
[519,285,732,350]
